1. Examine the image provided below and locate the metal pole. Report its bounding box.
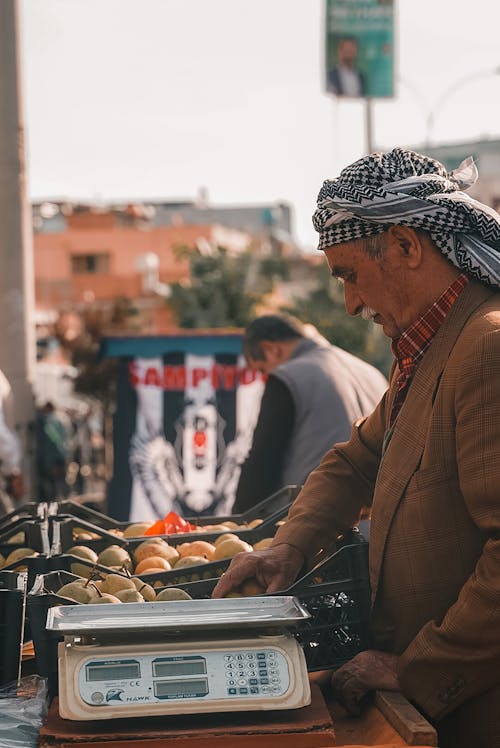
[365,98,373,154]
[0,0,36,495]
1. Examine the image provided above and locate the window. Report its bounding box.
[71,253,110,274]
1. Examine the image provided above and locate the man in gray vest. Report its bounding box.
[233,314,387,512]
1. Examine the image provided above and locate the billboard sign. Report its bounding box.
[325,0,394,98]
[103,333,264,521]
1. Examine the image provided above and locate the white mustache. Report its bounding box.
[360,306,377,321]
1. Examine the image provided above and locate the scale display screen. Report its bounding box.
[86,661,140,682]
[153,657,206,678]
[154,679,209,699]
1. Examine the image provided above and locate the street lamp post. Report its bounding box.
[425,66,500,146]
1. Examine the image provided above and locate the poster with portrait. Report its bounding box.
[325,0,394,98]
[103,333,264,521]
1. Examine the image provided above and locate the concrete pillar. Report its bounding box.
[0,0,36,494]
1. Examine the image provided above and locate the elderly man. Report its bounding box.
[214,148,500,748]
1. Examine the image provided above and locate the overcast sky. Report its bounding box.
[20,0,500,249]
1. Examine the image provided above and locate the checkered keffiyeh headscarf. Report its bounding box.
[313,148,500,288]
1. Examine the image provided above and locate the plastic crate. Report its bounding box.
[48,485,302,538]
[136,558,232,587]
[153,534,371,673]
[42,503,290,584]
[48,516,128,554]
[45,552,132,581]
[1,521,52,588]
[0,518,50,554]
[0,502,48,532]
[125,503,290,557]
[285,539,371,672]
[187,484,302,525]
[27,570,86,697]
[0,570,26,686]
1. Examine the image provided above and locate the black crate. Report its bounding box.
[1,520,52,588]
[125,504,290,561]
[27,570,86,697]
[133,558,232,587]
[0,571,26,686]
[187,485,302,526]
[46,553,132,581]
[0,518,50,555]
[154,536,371,673]
[285,539,371,672]
[0,502,48,532]
[48,516,128,554]
[49,485,301,538]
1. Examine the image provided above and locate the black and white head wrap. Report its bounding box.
[313,148,500,288]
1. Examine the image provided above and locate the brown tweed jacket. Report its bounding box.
[274,281,500,746]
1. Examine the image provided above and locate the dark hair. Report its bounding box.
[243,314,305,360]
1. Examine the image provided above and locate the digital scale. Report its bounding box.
[46,597,312,721]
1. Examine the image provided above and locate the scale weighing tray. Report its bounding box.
[47,597,312,720]
[46,596,310,635]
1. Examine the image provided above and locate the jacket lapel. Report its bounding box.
[369,281,494,601]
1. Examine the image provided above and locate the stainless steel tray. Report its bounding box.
[46,596,310,634]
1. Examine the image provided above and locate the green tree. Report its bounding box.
[169,246,288,329]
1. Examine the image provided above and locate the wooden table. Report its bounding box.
[38,683,438,748]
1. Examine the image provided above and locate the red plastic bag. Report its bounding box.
[144,511,197,536]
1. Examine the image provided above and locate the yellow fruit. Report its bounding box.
[155,588,193,601]
[140,537,169,546]
[220,521,240,530]
[4,548,38,566]
[213,539,253,561]
[134,542,179,565]
[183,541,216,560]
[100,574,136,595]
[213,533,240,547]
[135,557,172,574]
[131,578,156,601]
[200,524,231,533]
[57,582,95,603]
[92,593,121,604]
[73,528,100,540]
[0,553,4,568]
[123,523,153,538]
[247,519,263,529]
[115,589,144,603]
[240,578,266,596]
[6,531,25,544]
[70,562,96,579]
[68,546,99,563]
[173,555,210,569]
[253,538,274,551]
[97,545,132,570]
[176,541,216,561]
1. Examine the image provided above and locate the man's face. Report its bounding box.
[339,39,358,65]
[324,237,412,339]
[246,341,288,376]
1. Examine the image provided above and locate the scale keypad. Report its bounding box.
[224,650,283,696]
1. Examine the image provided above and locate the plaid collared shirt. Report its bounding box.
[390,273,469,426]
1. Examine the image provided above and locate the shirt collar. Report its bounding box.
[392,273,469,371]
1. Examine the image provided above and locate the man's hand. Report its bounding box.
[212,543,304,598]
[331,650,399,716]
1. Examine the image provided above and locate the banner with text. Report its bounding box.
[325,0,394,98]
[104,334,264,521]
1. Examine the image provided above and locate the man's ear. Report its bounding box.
[387,226,422,269]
